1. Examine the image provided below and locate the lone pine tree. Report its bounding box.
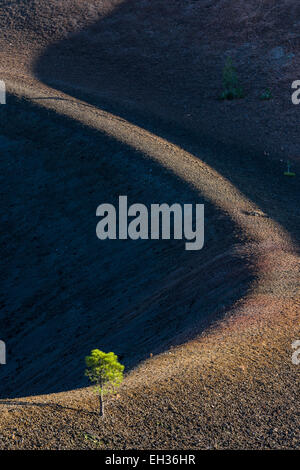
[85,349,124,417]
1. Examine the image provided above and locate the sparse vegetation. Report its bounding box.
[259,89,272,100]
[284,160,296,176]
[85,350,124,417]
[83,432,103,448]
[220,57,244,100]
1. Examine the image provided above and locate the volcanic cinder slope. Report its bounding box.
[0,0,299,449]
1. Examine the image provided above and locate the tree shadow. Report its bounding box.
[0,399,97,416]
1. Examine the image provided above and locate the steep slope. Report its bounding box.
[0,0,299,449]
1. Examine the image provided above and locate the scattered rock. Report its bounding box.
[243,210,269,218]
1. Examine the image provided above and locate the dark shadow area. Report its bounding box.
[0,93,253,398]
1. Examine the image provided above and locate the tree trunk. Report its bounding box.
[99,389,104,417]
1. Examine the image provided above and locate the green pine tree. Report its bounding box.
[85,349,124,417]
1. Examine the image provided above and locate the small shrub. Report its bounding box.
[259,89,272,100]
[220,57,244,100]
[83,432,103,448]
